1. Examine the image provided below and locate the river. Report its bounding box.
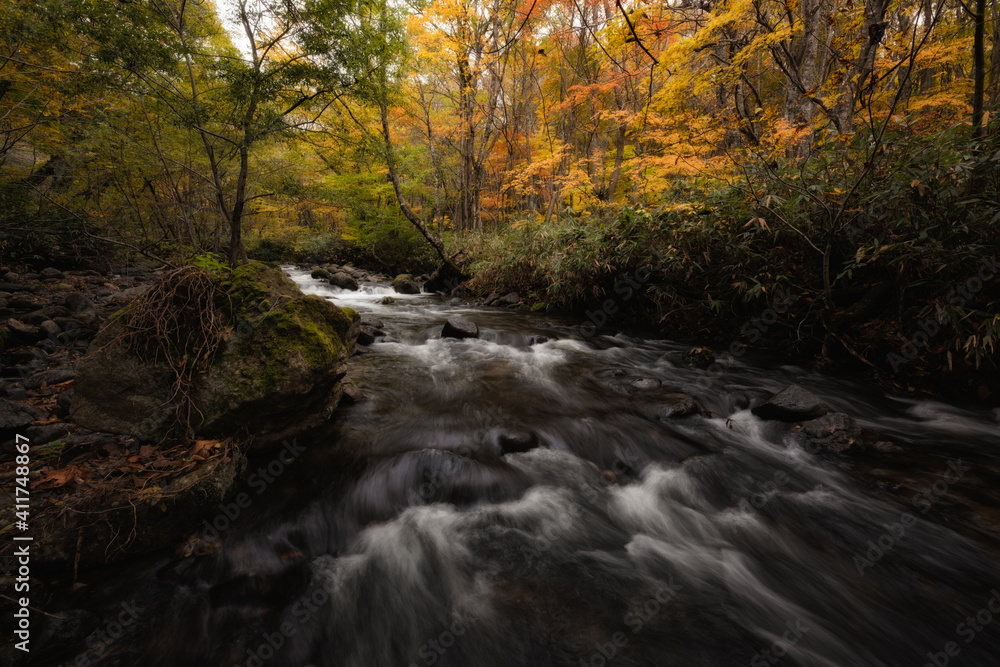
[48,267,1000,667]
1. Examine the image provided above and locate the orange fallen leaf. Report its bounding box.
[35,466,87,489]
[191,439,220,458]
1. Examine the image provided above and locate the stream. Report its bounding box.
[46,267,1000,666]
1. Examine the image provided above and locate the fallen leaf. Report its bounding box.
[34,466,87,489]
[191,439,220,458]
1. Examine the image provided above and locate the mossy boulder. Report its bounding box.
[392,274,421,295]
[70,262,359,449]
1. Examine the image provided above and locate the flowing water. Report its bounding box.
[47,268,1000,667]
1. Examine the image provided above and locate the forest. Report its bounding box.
[3,0,999,398]
[2,2,1000,665]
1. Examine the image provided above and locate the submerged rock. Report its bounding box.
[683,346,715,368]
[71,262,359,448]
[643,393,699,420]
[751,384,829,422]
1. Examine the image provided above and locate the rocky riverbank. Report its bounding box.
[0,262,359,575]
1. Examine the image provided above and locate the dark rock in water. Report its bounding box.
[311,267,331,280]
[392,274,421,295]
[752,384,828,422]
[785,412,863,453]
[527,335,549,345]
[494,429,540,454]
[357,324,386,346]
[683,346,715,368]
[874,440,903,452]
[23,367,75,389]
[0,398,38,432]
[380,296,396,305]
[7,318,42,344]
[442,317,479,339]
[644,393,699,420]
[425,263,466,293]
[329,271,359,291]
[64,292,96,313]
[339,380,366,404]
[0,282,25,292]
[71,262,359,449]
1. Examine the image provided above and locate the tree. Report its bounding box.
[108,0,406,266]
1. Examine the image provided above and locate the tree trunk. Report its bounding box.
[971,0,986,139]
[379,100,461,273]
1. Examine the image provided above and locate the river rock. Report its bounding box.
[311,267,331,280]
[39,319,61,337]
[329,271,359,291]
[683,346,715,368]
[41,305,71,319]
[64,292,96,313]
[494,428,540,454]
[339,380,366,404]
[751,384,828,422]
[40,267,65,279]
[360,314,385,329]
[0,398,38,433]
[392,274,421,295]
[25,421,73,445]
[631,378,661,391]
[22,310,51,326]
[442,317,479,339]
[498,292,520,306]
[23,366,76,390]
[7,318,42,344]
[380,296,396,305]
[425,263,465,293]
[785,412,863,453]
[643,393,699,420]
[27,452,245,568]
[357,324,385,346]
[70,263,359,449]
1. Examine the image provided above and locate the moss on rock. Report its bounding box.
[72,263,359,449]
